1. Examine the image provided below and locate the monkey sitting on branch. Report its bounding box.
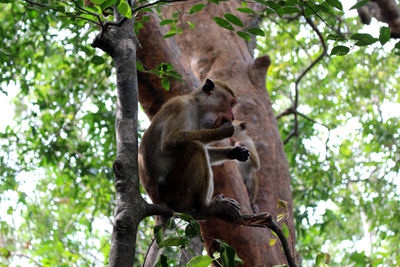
[139,79,250,223]
[232,121,261,213]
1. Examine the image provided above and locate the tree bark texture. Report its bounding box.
[93,14,147,267]
[137,1,297,266]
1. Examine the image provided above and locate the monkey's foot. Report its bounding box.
[209,194,241,222]
[228,146,250,162]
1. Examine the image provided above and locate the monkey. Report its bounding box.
[231,120,260,213]
[138,79,250,222]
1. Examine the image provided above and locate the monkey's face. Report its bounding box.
[211,92,236,128]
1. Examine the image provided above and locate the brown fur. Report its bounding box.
[139,79,249,221]
[232,121,260,213]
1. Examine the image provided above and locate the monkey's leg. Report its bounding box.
[208,146,249,165]
[164,142,241,221]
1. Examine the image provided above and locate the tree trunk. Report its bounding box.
[137,1,297,266]
[92,9,173,267]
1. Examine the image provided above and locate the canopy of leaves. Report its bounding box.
[0,0,399,266]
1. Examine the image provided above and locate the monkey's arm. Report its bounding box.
[162,125,234,151]
[208,146,249,165]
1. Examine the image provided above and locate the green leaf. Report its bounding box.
[136,60,145,72]
[265,1,284,16]
[154,225,163,244]
[100,0,117,10]
[331,45,350,56]
[160,19,174,25]
[161,77,170,91]
[326,0,343,10]
[185,220,201,237]
[89,0,105,4]
[189,3,205,14]
[163,30,177,38]
[247,27,265,36]
[283,6,300,14]
[379,26,391,45]
[187,21,195,29]
[350,0,371,10]
[269,238,277,246]
[91,55,105,65]
[158,237,187,247]
[304,7,314,18]
[236,7,256,14]
[117,0,132,18]
[351,33,378,46]
[186,255,213,267]
[316,253,324,265]
[237,31,251,41]
[220,243,236,267]
[224,13,243,27]
[213,17,234,31]
[282,222,289,238]
[176,212,196,222]
[395,41,400,49]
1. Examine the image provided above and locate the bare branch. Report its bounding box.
[279,15,328,145]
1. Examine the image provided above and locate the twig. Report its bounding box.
[278,14,328,145]
[299,0,344,38]
[24,0,48,8]
[104,0,187,28]
[23,0,101,26]
[238,213,298,267]
[70,0,103,26]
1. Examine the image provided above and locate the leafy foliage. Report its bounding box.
[0,0,399,266]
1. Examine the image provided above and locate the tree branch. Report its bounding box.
[299,0,344,38]
[278,15,327,145]
[237,213,298,267]
[103,0,187,28]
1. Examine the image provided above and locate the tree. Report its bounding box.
[1,0,399,266]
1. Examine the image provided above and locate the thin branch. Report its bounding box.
[104,0,186,28]
[161,211,298,267]
[299,0,344,37]
[23,0,101,26]
[278,14,328,145]
[10,252,41,266]
[24,0,48,8]
[238,213,298,267]
[133,0,186,14]
[70,0,103,26]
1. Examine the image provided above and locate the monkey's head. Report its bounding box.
[199,79,237,129]
[232,120,248,142]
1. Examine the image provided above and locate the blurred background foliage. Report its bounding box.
[0,0,399,266]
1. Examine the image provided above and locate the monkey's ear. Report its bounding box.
[202,79,215,95]
[239,122,247,130]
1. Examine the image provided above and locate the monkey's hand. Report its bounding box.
[219,122,235,138]
[209,194,241,222]
[228,146,249,162]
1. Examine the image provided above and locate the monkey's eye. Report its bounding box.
[230,101,235,107]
